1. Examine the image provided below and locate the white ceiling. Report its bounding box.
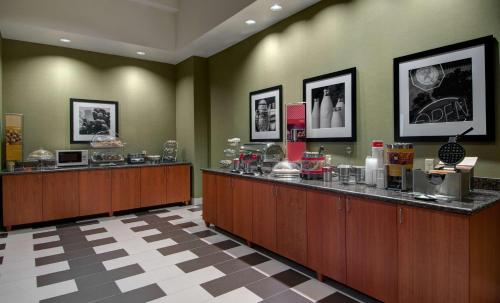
[0,0,320,64]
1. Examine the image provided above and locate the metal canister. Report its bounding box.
[352,166,365,184]
[323,166,332,182]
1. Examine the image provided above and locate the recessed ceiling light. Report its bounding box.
[245,19,256,25]
[270,4,282,11]
[136,51,146,56]
[59,38,71,43]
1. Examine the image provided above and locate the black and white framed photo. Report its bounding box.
[394,35,495,141]
[70,98,119,143]
[303,68,356,142]
[249,85,283,142]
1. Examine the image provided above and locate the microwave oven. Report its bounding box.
[56,150,89,167]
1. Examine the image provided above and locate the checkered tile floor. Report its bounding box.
[0,205,372,303]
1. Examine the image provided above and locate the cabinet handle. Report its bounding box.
[399,207,404,224]
[337,196,343,211]
[346,197,351,213]
[273,186,277,197]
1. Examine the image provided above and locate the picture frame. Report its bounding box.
[249,85,283,142]
[303,67,356,142]
[394,35,495,142]
[70,98,119,143]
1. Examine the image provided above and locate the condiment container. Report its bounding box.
[323,166,333,182]
[365,156,378,186]
[372,140,384,169]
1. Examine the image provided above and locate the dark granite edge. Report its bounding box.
[1,162,192,176]
[201,168,500,215]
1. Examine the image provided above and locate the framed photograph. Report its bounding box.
[394,35,495,141]
[70,98,119,143]
[303,68,356,141]
[249,85,283,142]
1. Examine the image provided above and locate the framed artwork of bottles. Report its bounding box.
[249,85,283,142]
[303,67,357,141]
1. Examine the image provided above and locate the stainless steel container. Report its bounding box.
[338,165,352,184]
[352,166,365,184]
[323,166,333,182]
[413,169,470,200]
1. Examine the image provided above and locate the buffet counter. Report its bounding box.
[2,163,192,230]
[201,168,500,303]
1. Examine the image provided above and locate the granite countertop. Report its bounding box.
[1,162,191,175]
[202,168,500,215]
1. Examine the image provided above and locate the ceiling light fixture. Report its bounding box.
[270,4,282,11]
[245,19,256,25]
[59,38,71,43]
[136,51,146,56]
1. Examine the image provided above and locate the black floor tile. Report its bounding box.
[0,243,5,250]
[157,239,207,256]
[192,230,216,238]
[177,251,233,273]
[212,240,240,250]
[272,269,310,288]
[239,252,270,266]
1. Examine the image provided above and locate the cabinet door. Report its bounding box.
[346,197,398,303]
[43,172,79,221]
[216,175,233,232]
[398,206,468,303]
[276,184,307,265]
[140,166,167,207]
[3,174,43,227]
[79,170,111,216]
[112,168,141,211]
[232,177,253,241]
[166,165,191,204]
[202,172,217,225]
[252,181,276,251]
[307,190,346,283]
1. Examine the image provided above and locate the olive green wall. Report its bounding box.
[176,57,210,198]
[2,39,176,156]
[208,0,500,178]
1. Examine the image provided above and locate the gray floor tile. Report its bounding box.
[177,251,233,273]
[68,249,129,268]
[201,267,266,297]
[261,290,313,303]
[192,230,217,238]
[158,239,207,256]
[94,283,166,303]
[63,237,116,252]
[246,277,289,299]
[75,263,144,290]
[35,247,97,266]
[214,258,250,275]
[37,262,107,287]
[40,282,120,303]
[191,244,222,257]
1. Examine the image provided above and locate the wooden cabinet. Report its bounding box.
[346,197,398,303]
[252,181,277,251]
[398,206,469,303]
[216,174,233,232]
[111,168,141,211]
[79,170,111,216]
[232,177,253,241]
[166,165,191,204]
[276,184,307,265]
[140,166,167,207]
[307,190,346,283]
[43,171,79,221]
[3,174,43,228]
[202,172,217,226]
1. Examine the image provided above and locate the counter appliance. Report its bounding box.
[238,143,284,175]
[56,150,89,167]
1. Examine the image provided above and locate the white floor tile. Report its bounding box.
[253,260,290,277]
[208,287,261,303]
[224,245,255,258]
[148,285,213,303]
[157,266,225,295]
[36,279,77,300]
[292,279,336,301]
[202,234,229,244]
[116,264,183,292]
[86,232,112,241]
